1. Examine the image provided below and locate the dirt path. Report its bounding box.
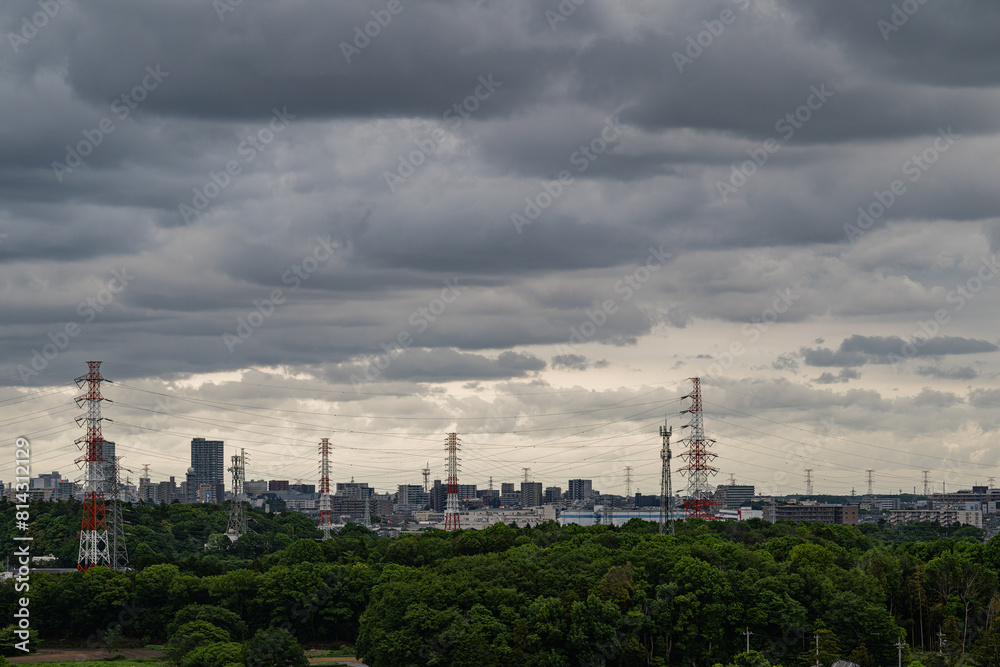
[7,647,165,663]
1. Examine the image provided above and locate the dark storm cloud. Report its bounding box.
[916,365,979,380]
[551,354,608,371]
[813,369,860,385]
[802,335,998,369]
[788,0,1000,87]
[357,348,546,383]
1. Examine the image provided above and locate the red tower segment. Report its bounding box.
[677,377,720,520]
[75,361,111,570]
[444,433,461,530]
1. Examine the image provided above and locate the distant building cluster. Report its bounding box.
[4,441,995,534]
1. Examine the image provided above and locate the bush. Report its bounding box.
[166,620,230,664]
[182,641,244,667]
[243,627,308,667]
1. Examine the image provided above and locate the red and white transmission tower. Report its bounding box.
[444,433,461,530]
[74,361,111,570]
[677,377,720,520]
[318,437,332,540]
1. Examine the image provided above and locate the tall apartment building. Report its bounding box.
[568,479,593,501]
[544,486,563,504]
[521,481,543,507]
[191,438,225,502]
[396,484,430,511]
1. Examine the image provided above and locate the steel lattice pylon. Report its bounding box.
[318,438,332,539]
[75,361,111,571]
[226,448,248,540]
[107,455,129,571]
[659,421,674,535]
[444,433,461,530]
[677,378,720,520]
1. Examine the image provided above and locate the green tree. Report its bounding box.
[167,620,231,664]
[182,641,244,667]
[244,627,308,667]
[168,604,248,641]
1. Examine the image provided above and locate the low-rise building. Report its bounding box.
[889,508,982,528]
[766,503,859,525]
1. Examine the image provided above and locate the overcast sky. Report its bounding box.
[3,0,1000,498]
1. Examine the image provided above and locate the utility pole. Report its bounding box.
[744,627,752,653]
[422,462,431,493]
[659,421,673,535]
[894,639,905,667]
[937,628,946,656]
[729,473,736,486]
[522,467,531,483]
[804,469,813,496]
[813,632,820,667]
[922,470,931,495]
[624,466,633,499]
[989,476,996,489]
[866,469,874,496]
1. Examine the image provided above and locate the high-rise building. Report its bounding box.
[544,486,562,504]
[521,482,543,507]
[191,438,225,502]
[396,484,430,511]
[100,441,116,494]
[269,480,289,491]
[501,482,515,495]
[714,484,755,509]
[245,480,268,495]
[431,479,447,512]
[568,479,593,501]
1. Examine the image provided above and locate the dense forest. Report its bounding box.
[3,499,1000,667]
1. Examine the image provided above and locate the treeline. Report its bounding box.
[3,499,1000,666]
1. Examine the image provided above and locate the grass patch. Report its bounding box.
[312,646,358,657]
